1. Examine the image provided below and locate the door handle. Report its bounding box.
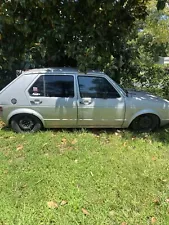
[30,99,42,105]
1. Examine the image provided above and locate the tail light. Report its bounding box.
[0,106,3,112]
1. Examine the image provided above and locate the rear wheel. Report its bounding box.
[10,114,42,133]
[130,114,159,132]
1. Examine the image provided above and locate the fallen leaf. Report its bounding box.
[47,201,58,209]
[95,134,100,138]
[152,157,157,161]
[90,171,94,177]
[121,222,127,225]
[60,200,68,206]
[42,143,48,147]
[0,120,5,127]
[162,179,167,182]
[16,145,23,151]
[151,217,156,224]
[123,142,127,146]
[153,198,160,205]
[61,138,67,144]
[82,208,90,215]
[21,184,27,189]
[9,136,15,139]
[71,139,77,145]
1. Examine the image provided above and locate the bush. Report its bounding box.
[121,64,169,99]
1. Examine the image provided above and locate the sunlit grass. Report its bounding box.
[0,123,169,224]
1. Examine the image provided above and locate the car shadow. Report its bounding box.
[1,124,169,144]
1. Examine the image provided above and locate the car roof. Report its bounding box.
[22,67,104,76]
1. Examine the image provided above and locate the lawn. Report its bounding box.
[0,122,169,225]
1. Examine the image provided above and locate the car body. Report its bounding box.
[0,67,169,132]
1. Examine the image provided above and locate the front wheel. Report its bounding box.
[130,114,159,132]
[10,114,42,133]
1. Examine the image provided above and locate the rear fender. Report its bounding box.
[7,108,44,126]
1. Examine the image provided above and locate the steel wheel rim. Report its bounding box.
[19,117,34,131]
[139,116,152,129]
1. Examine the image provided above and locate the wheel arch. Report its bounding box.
[7,109,45,127]
[128,110,161,128]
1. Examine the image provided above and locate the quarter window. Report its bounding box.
[29,76,44,96]
[29,75,74,97]
[78,76,120,98]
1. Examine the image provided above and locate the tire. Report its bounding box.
[10,114,42,133]
[130,114,159,132]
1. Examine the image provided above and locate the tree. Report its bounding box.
[118,0,169,99]
[119,0,169,83]
[0,0,147,75]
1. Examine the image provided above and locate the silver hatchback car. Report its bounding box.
[0,67,169,133]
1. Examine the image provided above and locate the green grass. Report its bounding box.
[1,123,169,225]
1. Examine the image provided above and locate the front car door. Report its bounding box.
[26,74,77,128]
[77,75,125,127]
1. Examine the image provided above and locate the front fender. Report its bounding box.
[123,109,160,128]
[7,108,45,126]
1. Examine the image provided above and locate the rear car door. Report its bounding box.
[77,75,125,127]
[26,74,77,128]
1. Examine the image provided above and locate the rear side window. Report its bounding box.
[29,76,44,96]
[78,76,120,98]
[29,75,74,97]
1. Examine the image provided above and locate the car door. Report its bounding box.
[77,75,125,127]
[26,74,77,128]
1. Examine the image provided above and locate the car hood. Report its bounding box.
[127,90,168,103]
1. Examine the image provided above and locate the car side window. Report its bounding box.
[29,75,74,97]
[29,76,44,96]
[78,76,120,98]
[45,75,74,97]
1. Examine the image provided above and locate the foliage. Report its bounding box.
[0,0,148,73]
[157,0,169,10]
[119,0,169,97]
[122,64,169,99]
[0,70,16,90]
[0,0,168,89]
[138,0,169,61]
